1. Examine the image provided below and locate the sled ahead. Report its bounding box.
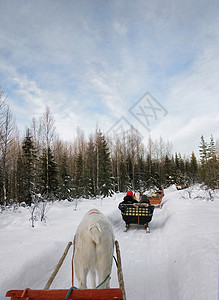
[119,203,154,232]
[176,183,189,190]
[148,193,163,207]
[6,240,126,300]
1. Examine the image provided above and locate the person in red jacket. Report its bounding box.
[118,191,138,210]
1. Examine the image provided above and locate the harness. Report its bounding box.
[88,211,100,215]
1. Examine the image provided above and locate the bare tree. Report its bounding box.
[0,105,16,204]
[41,106,56,148]
[40,106,56,193]
[31,117,43,152]
[216,139,219,156]
[0,87,7,148]
[75,127,86,155]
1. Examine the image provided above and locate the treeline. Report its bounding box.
[0,87,219,205]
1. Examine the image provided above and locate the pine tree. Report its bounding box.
[83,164,94,198]
[18,128,37,205]
[208,135,216,160]
[40,147,58,196]
[16,149,24,203]
[58,152,72,200]
[96,131,113,197]
[163,155,174,186]
[86,136,96,197]
[198,135,219,188]
[119,159,130,191]
[173,153,179,183]
[199,135,208,163]
[199,135,209,183]
[74,152,85,198]
[178,154,185,175]
[135,154,146,190]
[206,135,218,188]
[206,154,218,188]
[190,152,198,183]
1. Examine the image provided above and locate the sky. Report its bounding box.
[0,0,219,156]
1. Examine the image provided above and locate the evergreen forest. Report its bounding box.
[0,88,219,206]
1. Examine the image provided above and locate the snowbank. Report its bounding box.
[0,187,219,300]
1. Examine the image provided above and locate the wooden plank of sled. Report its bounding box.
[6,288,124,300]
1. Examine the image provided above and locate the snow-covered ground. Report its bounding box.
[1,185,219,300]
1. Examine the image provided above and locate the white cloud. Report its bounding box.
[113,21,127,35]
[1,0,219,155]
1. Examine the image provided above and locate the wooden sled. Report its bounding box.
[148,194,162,207]
[119,203,154,232]
[6,288,123,299]
[6,240,126,300]
[147,190,164,208]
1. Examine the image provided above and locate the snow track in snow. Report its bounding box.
[111,202,179,300]
[1,187,219,300]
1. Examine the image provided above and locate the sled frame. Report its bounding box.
[6,240,126,300]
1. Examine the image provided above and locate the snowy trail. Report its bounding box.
[109,201,179,300]
[109,188,219,300]
[1,187,219,300]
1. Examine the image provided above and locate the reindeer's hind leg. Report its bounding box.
[96,256,112,289]
[90,268,96,289]
[75,265,88,289]
[97,268,111,289]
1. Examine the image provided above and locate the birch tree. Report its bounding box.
[40,106,56,194]
[0,105,16,204]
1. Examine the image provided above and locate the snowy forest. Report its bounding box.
[0,87,219,206]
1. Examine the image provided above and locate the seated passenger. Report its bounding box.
[140,194,150,205]
[156,186,164,195]
[118,191,138,210]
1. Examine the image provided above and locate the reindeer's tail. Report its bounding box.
[89,223,101,244]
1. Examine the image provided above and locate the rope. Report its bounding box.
[65,274,110,299]
[95,274,110,289]
[65,286,78,299]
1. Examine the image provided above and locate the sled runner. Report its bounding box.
[6,241,126,300]
[119,203,154,232]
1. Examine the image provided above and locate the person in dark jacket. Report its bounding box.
[118,191,138,210]
[157,186,164,197]
[140,194,150,205]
